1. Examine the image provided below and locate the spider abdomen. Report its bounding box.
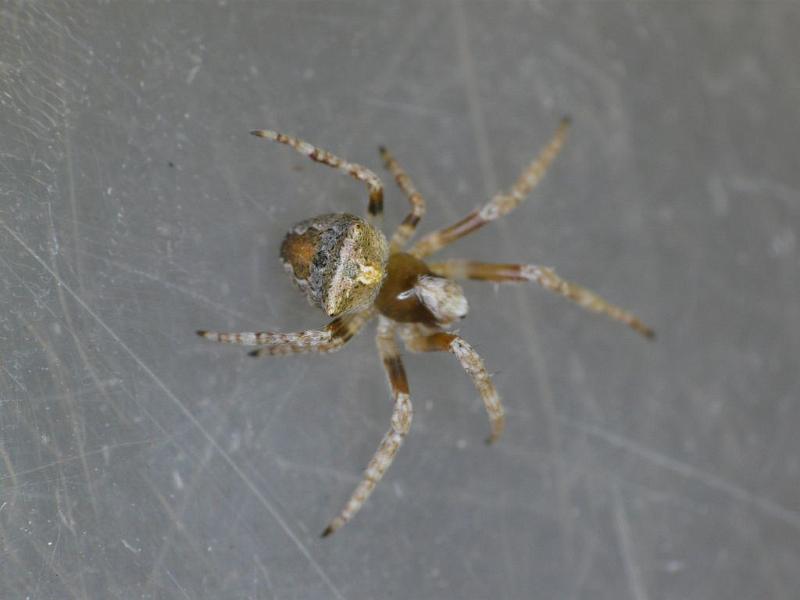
[280,213,389,317]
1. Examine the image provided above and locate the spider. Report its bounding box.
[197,118,654,537]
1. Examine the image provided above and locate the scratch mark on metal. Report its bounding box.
[254,554,280,600]
[145,434,217,592]
[45,205,100,517]
[82,252,261,324]
[165,568,193,600]
[612,485,649,600]
[0,439,152,482]
[2,222,348,600]
[121,539,142,554]
[564,417,800,531]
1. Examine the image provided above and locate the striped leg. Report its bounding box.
[251,129,384,222]
[322,317,412,537]
[378,146,426,251]
[428,260,654,339]
[409,117,571,258]
[197,310,374,357]
[401,326,504,444]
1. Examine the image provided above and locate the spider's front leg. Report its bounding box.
[378,146,426,252]
[251,129,384,224]
[401,325,505,444]
[197,309,374,357]
[322,317,413,537]
[409,117,570,258]
[428,260,655,339]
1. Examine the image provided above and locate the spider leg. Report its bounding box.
[378,146,426,251]
[322,317,412,537]
[197,309,374,357]
[409,117,571,258]
[251,129,384,223]
[428,259,655,339]
[401,325,504,444]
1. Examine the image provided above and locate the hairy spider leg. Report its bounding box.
[428,260,654,339]
[251,129,385,223]
[401,325,505,444]
[409,117,571,258]
[322,317,413,536]
[378,146,427,252]
[197,309,375,357]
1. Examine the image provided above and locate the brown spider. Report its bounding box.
[197,118,654,537]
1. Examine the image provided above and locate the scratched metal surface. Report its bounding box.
[2,2,799,599]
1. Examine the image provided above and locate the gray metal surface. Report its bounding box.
[2,2,799,599]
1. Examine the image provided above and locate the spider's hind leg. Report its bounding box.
[401,325,504,444]
[322,317,413,537]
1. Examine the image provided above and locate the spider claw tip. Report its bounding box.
[321,525,334,538]
[633,322,656,340]
[196,330,208,338]
[247,350,260,357]
[561,115,573,126]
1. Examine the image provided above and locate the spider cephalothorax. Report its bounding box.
[198,120,654,536]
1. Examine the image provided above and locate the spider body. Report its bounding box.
[375,252,441,325]
[282,211,471,329]
[198,120,654,536]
